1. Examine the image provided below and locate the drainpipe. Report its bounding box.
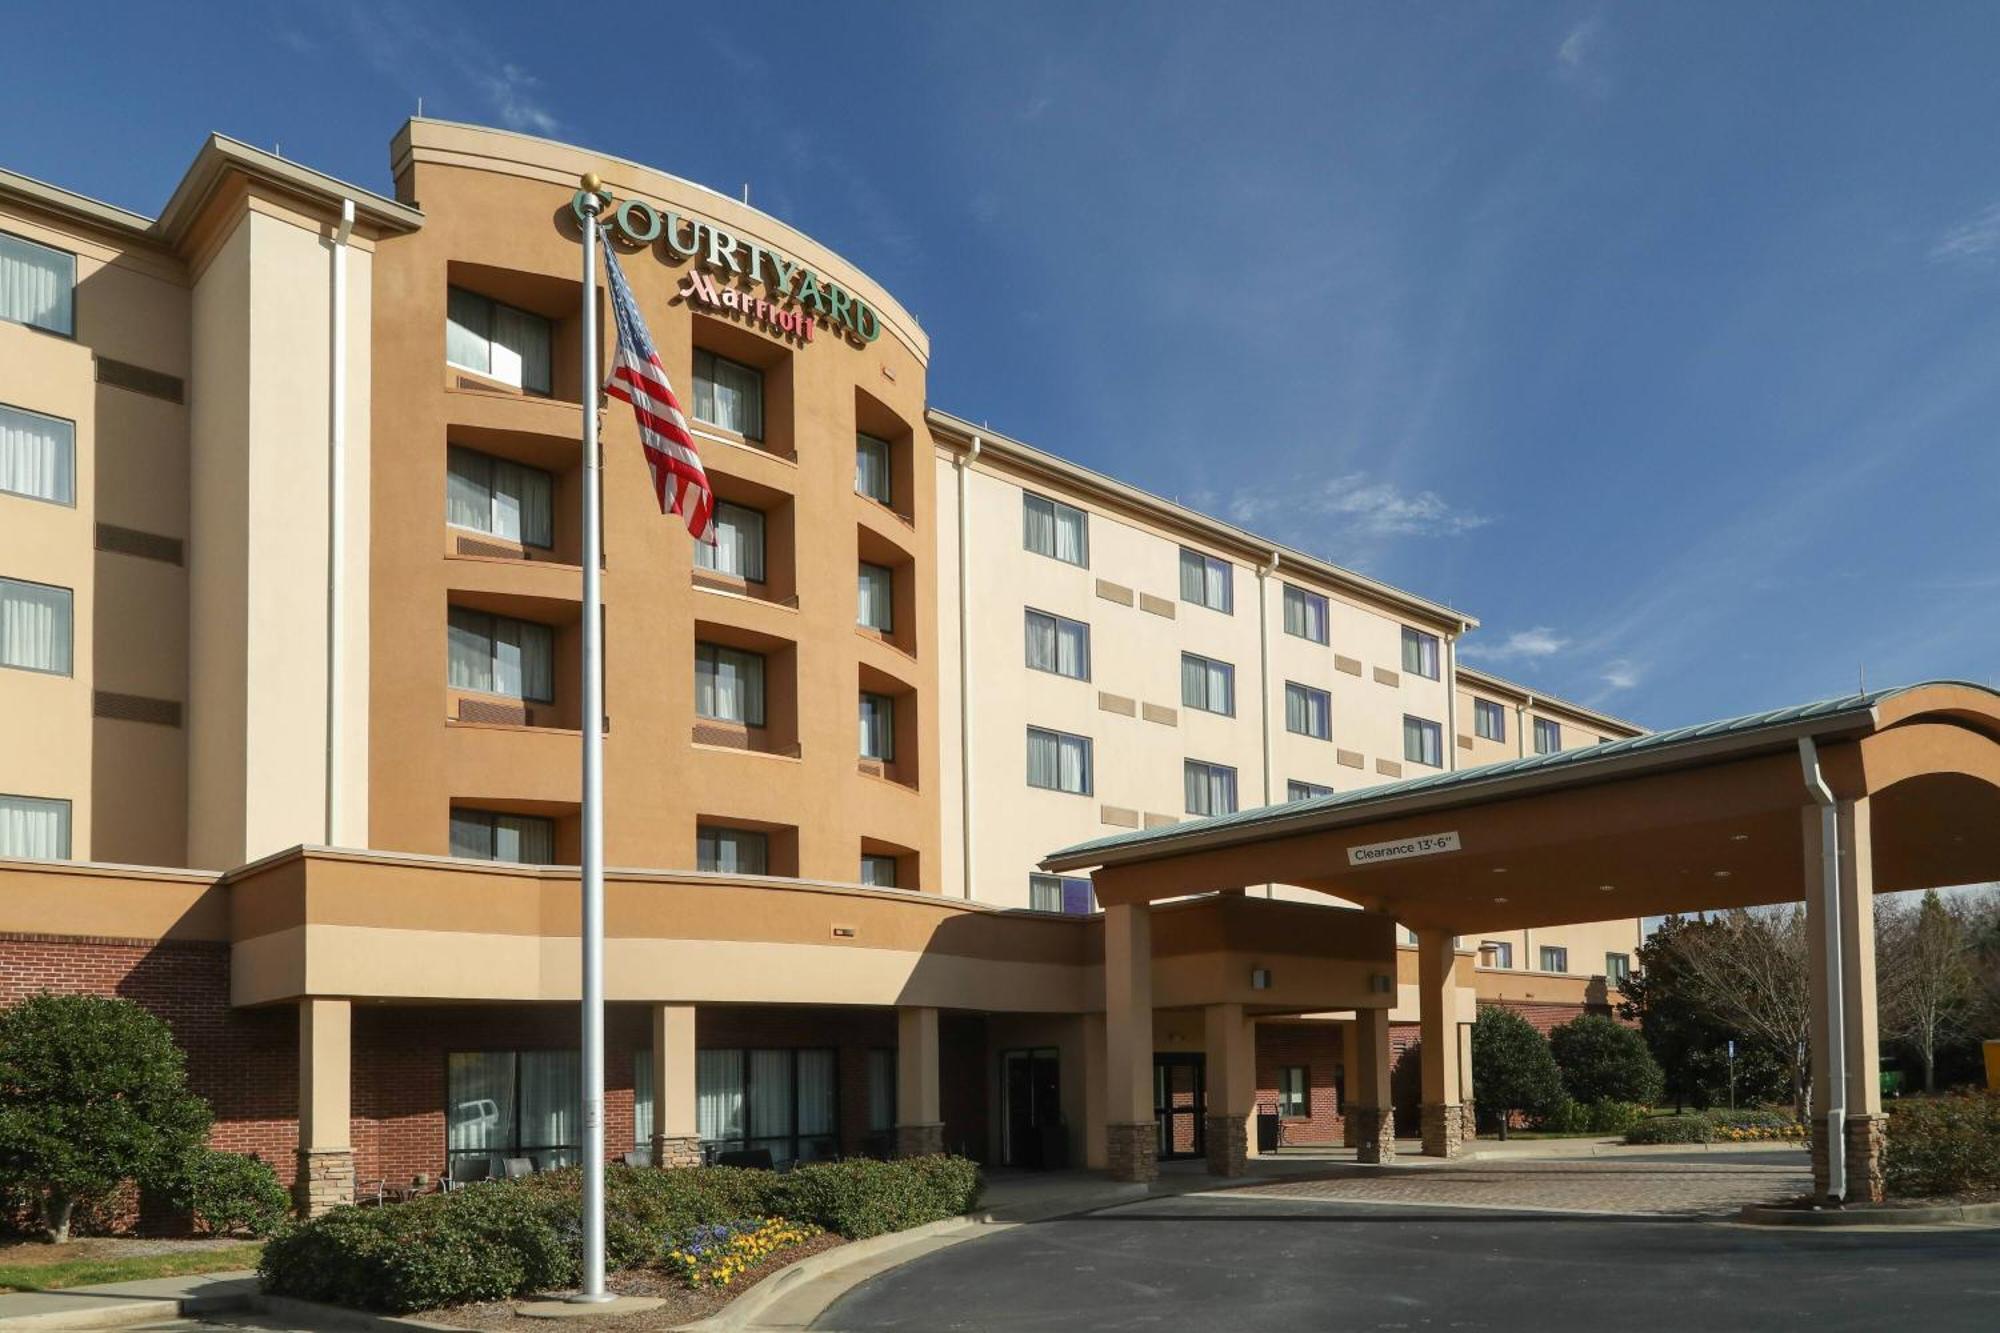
[326,198,355,846]
[1799,735,1846,1203]
[1444,628,1461,773]
[956,436,982,899]
[1516,694,1532,760]
[1257,552,1279,898]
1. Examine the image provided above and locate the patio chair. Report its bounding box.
[714,1147,775,1171]
[622,1148,653,1168]
[442,1156,492,1192]
[500,1156,536,1180]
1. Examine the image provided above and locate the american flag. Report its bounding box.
[600,224,715,542]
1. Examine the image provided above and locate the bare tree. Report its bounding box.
[1877,889,1980,1093]
[1651,906,1813,1119]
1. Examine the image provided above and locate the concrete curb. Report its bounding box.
[1738,1199,2000,1228]
[1460,1139,1809,1161]
[0,1273,260,1331]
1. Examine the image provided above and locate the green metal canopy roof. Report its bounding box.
[1042,681,1994,871]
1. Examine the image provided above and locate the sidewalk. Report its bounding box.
[0,1271,259,1331]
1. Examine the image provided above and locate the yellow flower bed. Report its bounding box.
[1713,1123,1808,1142]
[661,1217,822,1289]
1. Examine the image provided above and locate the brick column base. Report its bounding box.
[652,1134,703,1169]
[1339,1104,1358,1149]
[1460,1101,1478,1142]
[1845,1114,1887,1204]
[294,1148,354,1216]
[1810,1115,1833,1199]
[1350,1107,1395,1164]
[1421,1103,1464,1158]
[1204,1114,1249,1177]
[894,1122,944,1158]
[1105,1121,1159,1183]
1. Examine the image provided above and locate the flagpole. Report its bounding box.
[573,174,612,1304]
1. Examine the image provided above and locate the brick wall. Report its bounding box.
[1254,1022,1345,1147]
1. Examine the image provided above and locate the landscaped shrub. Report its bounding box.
[522,1164,775,1268]
[1700,1108,1806,1142]
[767,1155,983,1240]
[1536,1098,1646,1135]
[175,1147,291,1237]
[1884,1091,2000,1197]
[1624,1114,1714,1145]
[661,1217,820,1287]
[1548,1015,1665,1108]
[1470,1006,1565,1138]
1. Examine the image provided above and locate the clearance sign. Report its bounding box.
[575,189,883,347]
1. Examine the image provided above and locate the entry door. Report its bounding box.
[1000,1048,1062,1168]
[1154,1054,1205,1160]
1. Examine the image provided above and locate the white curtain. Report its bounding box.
[749,1049,793,1154]
[1406,717,1440,766]
[1022,495,1055,556]
[796,1050,837,1143]
[1185,761,1236,816]
[858,563,892,630]
[867,1049,895,1132]
[446,287,491,375]
[447,608,492,693]
[699,827,768,875]
[447,447,554,548]
[449,810,492,858]
[632,1049,654,1147]
[855,433,891,502]
[1025,612,1056,672]
[697,1049,745,1142]
[695,350,763,438]
[696,503,765,580]
[492,302,552,395]
[1179,549,1205,603]
[1030,610,1092,679]
[1029,729,1085,792]
[446,1052,517,1161]
[494,814,555,864]
[520,1050,579,1163]
[1287,685,1328,738]
[0,232,73,334]
[1183,655,1230,713]
[696,644,765,725]
[1402,628,1438,678]
[1285,587,1326,642]
[0,796,69,858]
[1054,504,1086,564]
[491,617,553,701]
[1029,874,1063,913]
[0,579,71,674]
[0,403,73,504]
[860,693,894,760]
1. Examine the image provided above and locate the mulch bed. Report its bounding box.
[421,1233,844,1331]
[0,1235,252,1264]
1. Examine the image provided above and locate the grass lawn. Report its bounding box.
[0,1241,263,1293]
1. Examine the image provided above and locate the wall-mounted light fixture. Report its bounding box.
[1251,967,1273,990]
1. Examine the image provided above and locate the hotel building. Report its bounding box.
[1,120,1645,1207]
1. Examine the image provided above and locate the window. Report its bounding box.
[1287,780,1333,801]
[1022,492,1088,566]
[449,809,556,864]
[695,502,767,581]
[1282,584,1328,643]
[1179,547,1233,612]
[447,607,554,702]
[446,287,551,394]
[1184,759,1238,817]
[697,825,769,875]
[694,643,766,726]
[1278,1066,1308,1118]
[1180,653,1235,716]
[1402,715,1443,768]
[0,403,74,505]
[447,1050,580,1173]
[1029,873,1063,913]
[1400,626,1441,679]
[867,1048,896,1135]
[1029,873,1094,914]
[446,446,553,548]
[855,433,892,505]
[860,854,899,888]
[696,1047,838,1166]
[1473,698,1506,743]
[1534,717,1562,755]
[1026,727,1092,795]
[1479,940,1515,969]
[1024,609,1090,680]
[0,578,72,676]
[692,348,763,439]
[0,794,70,859]
[1285,682,1331,739]
[0,230,75,336]
[857,562,894,631]
[859,692,895,760]
[1605,953,1632,985]
[1540,945,1569,973]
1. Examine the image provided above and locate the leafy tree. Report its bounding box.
[1877,889,1978,1093]
[1643,908,1813,1119]
[1548,1014,1665,1106]
[1470,1005,1563,1139]
[0,993,212,1242]
[1621,916,1789,1111]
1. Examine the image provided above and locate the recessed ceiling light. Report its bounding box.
[1493,895,1509,904]
[1598,884,1615,892]
[1491,867,1508,875]
[1713,870,1732,879]
[1730,834,1750,843]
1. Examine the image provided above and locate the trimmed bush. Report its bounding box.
[1548,1015,1665,1108]
[1539,1098,1647,1135]
[1470,1006,1565,1138]
[522,1164,775,1268]
[768,1155,983,1240]
[177,1147,291,1237]
[1624,1114,1714,1145]
[1884,1091,2000,1198]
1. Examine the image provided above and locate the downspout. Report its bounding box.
[1516,694,1532,759]
[1444,627,1461,772]
[956,436,982,899]
[1257,552,1279,898]
[1799,735,1846,1203]
[326,198,355,846]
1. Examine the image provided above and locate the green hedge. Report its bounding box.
[1624,1114,1714,1145]
[175,1148,291,1237]
[1885,1091,2000,1198]
[1536,1099,1647,1135]
[259,1156,983,1313]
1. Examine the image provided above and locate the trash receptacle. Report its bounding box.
[1256,1104,1281,1154]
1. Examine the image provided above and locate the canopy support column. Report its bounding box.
[1103,902,1158,1182]
[1352,1006,1395,1163]
[1806,795,1884,1203]
[1203,1003,1257,1177]
[1417,928,1464,1158]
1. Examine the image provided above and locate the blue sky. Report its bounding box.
[7,2,1999,730]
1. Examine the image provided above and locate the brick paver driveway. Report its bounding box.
[1239,1148,1811,1216]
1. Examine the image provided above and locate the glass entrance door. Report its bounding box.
[1154,1054,1205,1160]
[1000,1048,1063,1168]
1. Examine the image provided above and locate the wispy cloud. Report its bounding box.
[1557,19,1596,69]
[313,3,561,137]
[1931,203,2000,266]
[473,63,558,135]
[1214,473,1489,550]
[1555,15,1611,95]
[1464,626,1569,662]
[1600,660,1641,692]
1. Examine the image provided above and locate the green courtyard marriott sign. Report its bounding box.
[576,189,884,346]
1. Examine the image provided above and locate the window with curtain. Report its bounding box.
[859,692,895,760]
[1184,760,1238,817]
[449,808,556,865]
[866,1048,896,1134]
[1180,653,1234,715]
[857,562,893,631]
[1481,940,1515,969]
[1534,717,1562,755]
[0,403,74,505]
[696,825,768,874]
[0,794,70,859]
[855,433,892,504]
[692,348,763,439]
[1285,682,1331,739]
[1028,873,1064,913]
[1400,626,1441,679]
[445,1049,578,1171]
[1278,1066,1308,1117]
[0,578,72,676]
[1282,585,1328,643]
[1026,727,1091,795]
[859,853,898,888]
[633,1048,654,1148]
[1606,953,1631,985]
[1403,715,1443,768]
[1023,609,1089,680]
[1287,780,1332,801]
[0,231,75,335]
[446,445,553,547]
[1021,492,1088,566]
[447,607,554,702]
[1474,698,1506,742]
[1540,946,1569,974]
[445,287,551,394]
[696,1048,839,1165]
[694,643,766,726]
[693,501,766,581]
[1178,548,1233,613]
